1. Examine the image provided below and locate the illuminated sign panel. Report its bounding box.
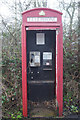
[27,17,57,22]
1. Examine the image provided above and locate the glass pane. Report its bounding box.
[36,33,45,45]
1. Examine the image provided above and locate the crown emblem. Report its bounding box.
[39,10,45,16]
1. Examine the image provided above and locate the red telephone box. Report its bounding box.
[21,8,63,117]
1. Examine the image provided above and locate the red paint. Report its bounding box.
[21,8,63,117]
[57,26,63,116]
[21,24,27,117]
[22,8,62,15]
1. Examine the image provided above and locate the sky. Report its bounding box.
[0,0,79,24]
[0,0,79,16]
[0,0,59,17]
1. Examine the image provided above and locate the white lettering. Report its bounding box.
[27,17,57,22]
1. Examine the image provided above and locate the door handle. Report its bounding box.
[28,62,31,74]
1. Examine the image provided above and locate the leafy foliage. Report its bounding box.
[9,111,22,119]
[63,15,79,116]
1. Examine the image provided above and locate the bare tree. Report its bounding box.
[32,0,48,8]
[58,0,78,40]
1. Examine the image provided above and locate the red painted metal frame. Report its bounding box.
[22,8,62,15]
[21,8,63,117]
[21,24,27,117]
[56,26,63,116]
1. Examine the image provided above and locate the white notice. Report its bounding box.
[35,56,40,63]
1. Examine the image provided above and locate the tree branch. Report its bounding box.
[0,15,16,41]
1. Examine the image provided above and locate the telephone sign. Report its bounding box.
[27,17,57,22]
